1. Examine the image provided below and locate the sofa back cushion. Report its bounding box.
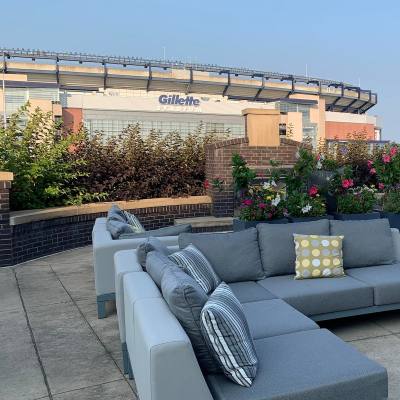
[161,265,220,373]
[330,219,395,268]
[107,204,126,222]
[257,219,330,277]
[106,218,136,239]
[179,228,264,283]
[119,224,191,240]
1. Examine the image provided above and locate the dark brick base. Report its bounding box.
[10,202,212,266]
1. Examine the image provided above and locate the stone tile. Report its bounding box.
[77,300,121,353]
[52,380,136,399]
[16,264,71,310]
[320,315,391,341]
[54,268,96,302]
[372,310,400,334]
[27,302,122,395]
[0,309,48,400]
[44,247,93,265]
[352,335,400,399]
[0,267,22,312]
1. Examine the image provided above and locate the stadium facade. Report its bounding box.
[0,48,381,145]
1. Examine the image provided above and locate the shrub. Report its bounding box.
[286,186,326,218]
[336,185,376,214]
[382,191,400,213]
[371,144,400,190]
[231,153,256,191]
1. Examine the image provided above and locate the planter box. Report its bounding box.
[380,212,400,230]
[233,218,288,231]
[288,215,333,223]
[331,212,381,221]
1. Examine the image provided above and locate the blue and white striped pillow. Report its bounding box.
[123,210,145,233]
[200,282,258,387]
[169,245,221,294]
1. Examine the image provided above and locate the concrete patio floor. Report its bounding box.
[2,246,400,399]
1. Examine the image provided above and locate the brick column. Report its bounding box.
[0,172,13,267]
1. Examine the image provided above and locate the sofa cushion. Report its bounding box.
[179,228,264,283]
[107,204,126,222]
[347,264,400,305]
[330,219,395,268]
[201,283,258,387]
[243,299,318,340]
[119,223,191,239]
[293,234,345,279]
[257,219,330,277]
[169,245,221,294]
[258,275,373,316]
[146,251,177,289]
[136,237,172,268]
[206,329,388,400]
[161,265,220,374]
[106,218,136,239]
[122,210,145,233]
[228,282,276,303]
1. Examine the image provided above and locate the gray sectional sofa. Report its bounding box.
[115,218,400,400]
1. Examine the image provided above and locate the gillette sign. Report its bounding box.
[159,94,200,106]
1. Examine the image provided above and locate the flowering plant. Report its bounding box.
[370,144,400,190]
[382,190,400,214]
[286,185,327,218]
[336,185,377,214]
[238,180,286,221]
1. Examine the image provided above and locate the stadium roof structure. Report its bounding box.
[0,48,377,114]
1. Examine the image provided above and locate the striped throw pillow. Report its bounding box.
[169,245,221,294]
[200,282,258,387]
[123,210,145,233]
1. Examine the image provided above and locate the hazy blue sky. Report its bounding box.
[1,0,399,140]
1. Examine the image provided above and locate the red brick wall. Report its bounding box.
[62,108,83,133]
[325,122,376,140]
[0,180,12,267]
[205,137,306,217]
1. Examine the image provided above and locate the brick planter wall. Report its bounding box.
[205,137,307,217]
[0,176,13,267]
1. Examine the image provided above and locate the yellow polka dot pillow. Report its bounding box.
[293,234,345,280]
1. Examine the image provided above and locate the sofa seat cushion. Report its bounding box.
[243,299,318,340]
[347,264,400,305]
[330,219,395,268]
[179,228,264,283]
[206,329,388,400]
[257,275,373,316]
[228,282,276,304]
[257,219,330,278]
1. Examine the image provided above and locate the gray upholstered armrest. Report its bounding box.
[132,297,213,400]
[391,228,400,262]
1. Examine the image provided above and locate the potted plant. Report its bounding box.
[333,184,380,220]
[286,185,330,222]
[381,190,400,229]
[233,180,288,231]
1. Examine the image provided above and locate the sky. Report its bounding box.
[1,0,399,140]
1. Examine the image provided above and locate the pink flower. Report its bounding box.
[316,154,321,161]
[390,146,398,156]
[243,199,253,206]
[367,160,373,169]
[258,202,266,209]
[378,183,385,191]
[369,168,376,175]
[203,180,210,190]
[342,179,354,189]
[383,154,391,164]
[308,185,318,197]
[267,212,273,220]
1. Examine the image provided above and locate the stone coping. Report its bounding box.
[0,171,14,181]
[9,195,212,225]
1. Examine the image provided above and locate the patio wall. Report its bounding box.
[0,180,212,266]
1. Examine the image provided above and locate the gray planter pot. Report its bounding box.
[233,218,288,231]
[288,215,333,223]
[332,212,381,221]
[380,212,400,229]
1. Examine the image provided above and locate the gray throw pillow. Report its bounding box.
[123,210,145,233]
[330,219,395,268]
[136,237,173,268]
[169,244,221,294]
[107,204,126,223]
[257,219,330,277]
[200,282,258,387]
[161,265,220,374]
[179,228,264,283]
[119,223,191,240]
[146,251,176,288]
[106,218,136,239]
